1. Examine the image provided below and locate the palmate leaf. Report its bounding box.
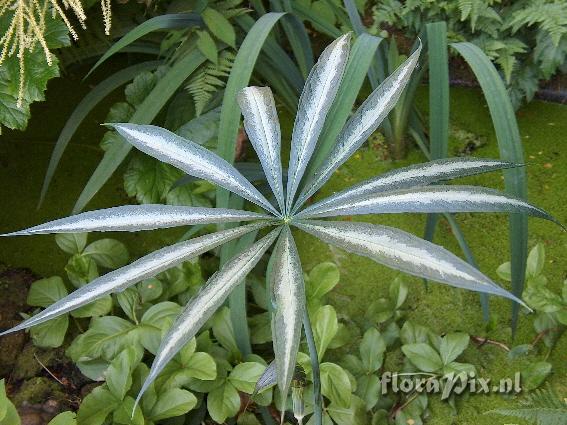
[285,33,351,213]
[294,220,529,306]
[300,158,521,216]
[111,124,279,216]
[2,206,270,235]
[294,44,422,212]
[297,186,562,227]
[135,228,281,408]
[237,87,285,212]
[269,226,305,407]
[0,223,267,337]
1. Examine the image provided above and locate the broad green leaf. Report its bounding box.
[67,316,140,362]
[196,30,218,64]
[135,229,279,407]
[113,397,143,425]
[522,362,552,390]
[229,362,266,393]
[320,363,352,408]
[77,386,120,425]
[47,412,76,425]
[84,239,129,269]
[207,382,241,423]
[306,262,340,300]
[27,277,67,307]
[356,375,380,411]
[3,205,270,236]
[138,278,162,302]
[359,328,386,373]
[496,261,512,281]
[202,7,236,47]
[237,86,284,212]
[389,277,408,309]
[439,333,469,365]
[1,224,265,337]
[116,288,140,322]
[295,44,421,211]
[0,379,20,425]
[527,243,545,278]
[286,33,351,212]
[65,254,98,288]
[29,315,68,348]
[270,226,305,404]
[300,158,520,216]
[106,347,142,400]
[295,220,529,305]
[212,306,239,355]
[402,343,443,372]
[401,321,434,345]
[149,388,197,421]
[55,233,87,254]
[327,395,367,425]
[313,305,339,361]
[112,123,278,215]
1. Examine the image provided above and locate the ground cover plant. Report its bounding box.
[1,32,564,424]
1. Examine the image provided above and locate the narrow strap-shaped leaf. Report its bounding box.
[272,0,314,79]
[2,206,270,236]
[451,41,527,330]
[297,186,561,227]
[111,124,279,216]
[236,14,304,94]
[285,33,351,213]
[293,45,422,212]
[303,33,382,182]
[0,223,268,337]
[135,227,281,407]
[39,61,161,207]
[73,48,207,214]
[270,226,305,407]
[291,1,342,38]
[216,13,285,212]
[294,220,528,306]
[299,158,521,216]
[86,13,203,78]
[237,87,285,212]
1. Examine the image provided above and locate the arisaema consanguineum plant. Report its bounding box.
[1,33,562,419]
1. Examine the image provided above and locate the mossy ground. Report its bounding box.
[0,72,565,424]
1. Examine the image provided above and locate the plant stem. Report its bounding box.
[303,308,323,425]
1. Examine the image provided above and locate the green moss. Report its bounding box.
[12,377,66,407]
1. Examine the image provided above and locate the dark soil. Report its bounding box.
[0,266,92,424]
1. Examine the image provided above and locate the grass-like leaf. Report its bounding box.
[86,14,203,78]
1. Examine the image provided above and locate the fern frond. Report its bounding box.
[485,386,567,425]
[186,50,235,116]
[506,0,567,46]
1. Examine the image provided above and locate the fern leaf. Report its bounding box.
[186,50,235,116]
